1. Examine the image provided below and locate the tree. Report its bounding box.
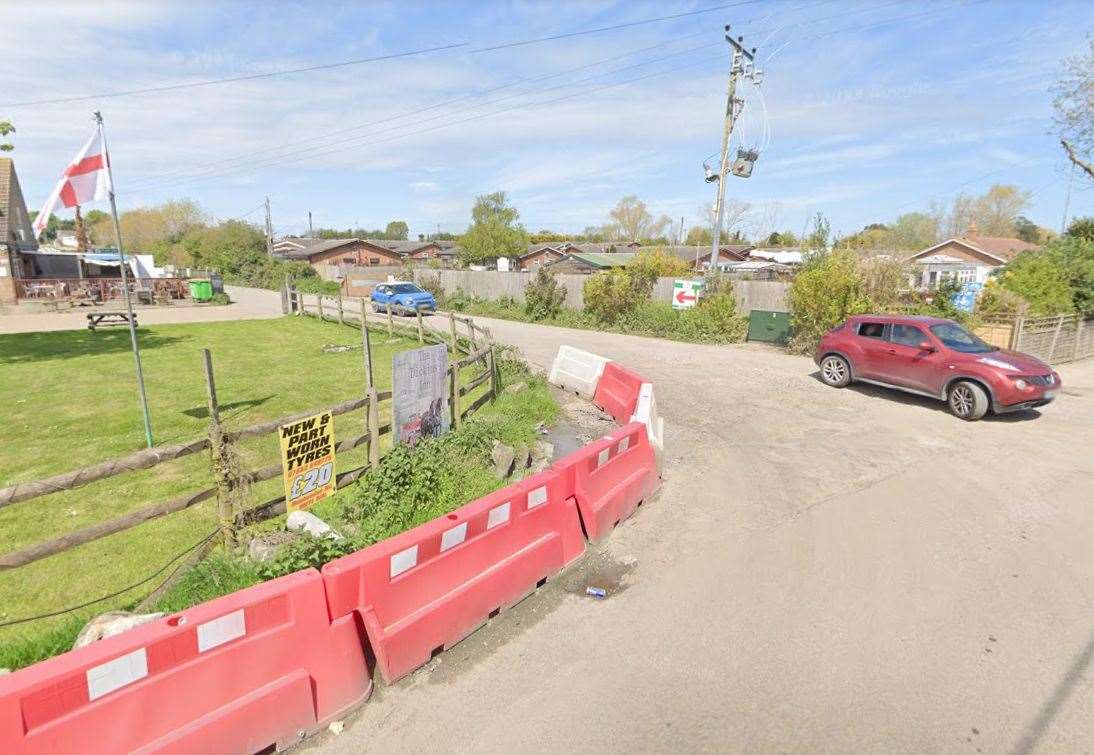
[972,185,1032,236]
[931,184,1031,238]
[996,250,1078,315]
[606,195,671,242]
[1054,37,1093,181]
[888,213,937,249]
[90,199,207,258]
[384,220,408,240]
[1065,216,1094,242]
[1014,216,1054,245]
[766,231,798,247]
[0,119,13,152]
[685,226,712,246]
[804,212,831,251]
[695,200,750,243]
[459,191,528,264]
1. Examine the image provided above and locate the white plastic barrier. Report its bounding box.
[548,345,610,399]
[629,383,664,468]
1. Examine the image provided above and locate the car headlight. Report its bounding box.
[1014,379,1028,390]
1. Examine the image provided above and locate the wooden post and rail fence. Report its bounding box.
[0,291,498,575]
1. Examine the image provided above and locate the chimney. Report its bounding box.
[965,221,978,238]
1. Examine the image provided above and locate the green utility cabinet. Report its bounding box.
[747,309,791,345]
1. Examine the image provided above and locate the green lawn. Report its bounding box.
[0,315,516,657]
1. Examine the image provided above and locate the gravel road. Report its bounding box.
[318,311,1094,754]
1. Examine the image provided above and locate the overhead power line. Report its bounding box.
[127,0,933,194]
[0,2,750,109]
[0,43,469,108]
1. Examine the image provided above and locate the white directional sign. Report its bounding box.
[672,279,702,310]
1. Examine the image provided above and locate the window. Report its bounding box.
[928,271,938,286]
[857,321,887,339]
[369,257,381,265]
[957,268,976,283]
[343,257,355,264]
[929,322,996,353]
[890,324,926,348]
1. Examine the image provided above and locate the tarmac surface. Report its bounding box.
[0,285,280,333]
[315,307,1094,754]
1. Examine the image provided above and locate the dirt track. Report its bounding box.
[319,310,1094,754]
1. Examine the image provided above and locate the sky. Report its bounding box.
[2,0,1092,243]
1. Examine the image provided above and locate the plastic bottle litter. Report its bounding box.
[585,586,607,599]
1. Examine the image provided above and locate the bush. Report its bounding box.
[584,269,652,322]
[629,248,692,280]
[293,276,341,296]
[976,279,1028,317]
[788,249,872,353]
[996,249,1077,315]
[417,273,446,308]
[524,268,567,320]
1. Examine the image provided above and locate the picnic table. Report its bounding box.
[87,311,138,331]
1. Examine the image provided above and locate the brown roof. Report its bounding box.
[962,234,1038,261]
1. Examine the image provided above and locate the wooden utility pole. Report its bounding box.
[264,196,274,257]
[708,26,759,277]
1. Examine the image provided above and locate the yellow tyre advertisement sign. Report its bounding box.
[279,410,336,511]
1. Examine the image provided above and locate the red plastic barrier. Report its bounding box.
[322,470,585,683]
[593,362,646,424]
[553,422,660,542]
[0,569,371,755]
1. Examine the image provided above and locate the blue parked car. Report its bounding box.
[370,282,436,315]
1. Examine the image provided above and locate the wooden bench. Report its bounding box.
[87,311,137,331]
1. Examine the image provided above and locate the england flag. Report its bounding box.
[33,127,113,237]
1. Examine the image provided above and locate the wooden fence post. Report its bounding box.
[336,294,344,325]
[361,312,374,390]
[1048,314,1065,363]
[386,302,394,337]
[367,387,381,468]
[488,345,497,401]
[317,294,324,321]
[448,312,458,354]
[450,364,461,429]
[416,305,424,343]
[1010,315,1024,350]
[202,349,237,547]
[1075,318,1085,361]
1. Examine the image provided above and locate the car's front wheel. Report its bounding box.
[948,380,989,421]
[819,355,852,387]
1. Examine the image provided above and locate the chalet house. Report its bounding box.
[272,237,403,268]
[660,244,753,271]
[0,157,39,303]
[545,251,637,274]
[516,240,641,271]
[906,224,1038,289]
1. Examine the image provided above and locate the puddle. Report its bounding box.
[546,416,586,459]
[415,548,637,687]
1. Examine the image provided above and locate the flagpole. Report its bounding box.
[95,111,154,448]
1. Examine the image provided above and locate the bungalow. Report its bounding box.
[272,237,403,268]
[906,223,1038,289]
[545,252,637,274]
[516,240,641,271]
[660,244,753,271]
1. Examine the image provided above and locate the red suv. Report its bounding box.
[814,315,1061,420]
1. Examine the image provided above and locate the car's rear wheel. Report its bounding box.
[948,380,989,421]
[819,355,852,387]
